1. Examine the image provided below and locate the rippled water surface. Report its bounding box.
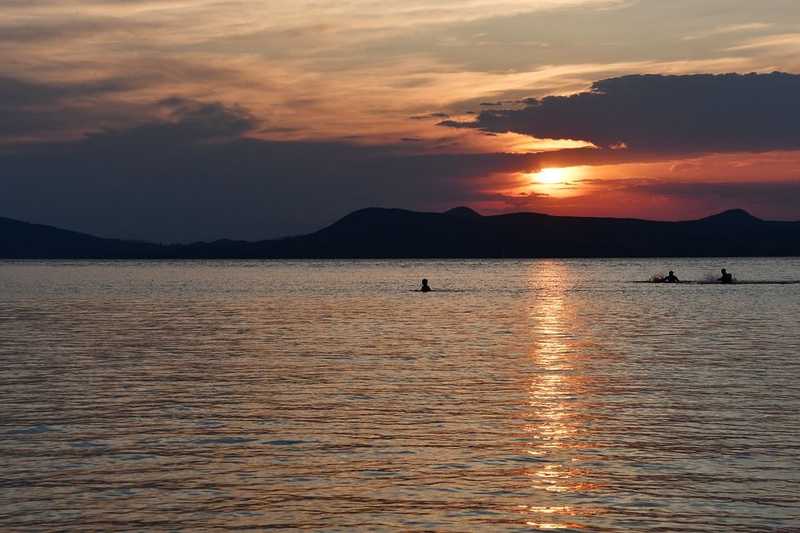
[1,259,800,532]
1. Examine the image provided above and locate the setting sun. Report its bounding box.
[534,168,569,184]
[522,166,585,198]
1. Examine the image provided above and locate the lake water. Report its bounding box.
[1,258,799,532]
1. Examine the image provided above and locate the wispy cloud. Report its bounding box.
[682,22,772,41]
[726,32,800,51]
[1,0,797,149]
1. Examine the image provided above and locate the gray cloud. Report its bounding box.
[85,98,259,145]
[409,112,450,120]
[0,75,136,106]
[0,75,154,139]
[0,67,247,141]
[0,16,157,44]
[442,72,800,154]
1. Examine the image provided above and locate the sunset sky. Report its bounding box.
[2,0,800,241]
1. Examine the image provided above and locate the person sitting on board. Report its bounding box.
[719,268,734,284]
[420,279,432,292]
[664,271,680,283]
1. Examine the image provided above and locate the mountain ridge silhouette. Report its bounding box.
[2,208,798,258]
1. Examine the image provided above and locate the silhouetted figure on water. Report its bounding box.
[420,279,431,292]
[719,268,734,284]
[653,271,679,283]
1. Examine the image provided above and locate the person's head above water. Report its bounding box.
[420,278,431,292]
[669,271,674,275]
[721,268,727,274]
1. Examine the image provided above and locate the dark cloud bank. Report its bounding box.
[443,72,800,153]
[0,75,147,138]
[2,72,800,241]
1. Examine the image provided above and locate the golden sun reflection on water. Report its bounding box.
[518,261,603,529]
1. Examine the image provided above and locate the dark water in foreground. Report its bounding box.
[1,258,799,532]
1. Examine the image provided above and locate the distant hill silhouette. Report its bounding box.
[0,216,164,259]
[2,208,799,258]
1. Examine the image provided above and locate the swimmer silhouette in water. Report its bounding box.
[420,279,431,292]
[719,268,734,284]
[664,271,680,283]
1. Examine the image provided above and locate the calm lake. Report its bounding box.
[1,259,799,531]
